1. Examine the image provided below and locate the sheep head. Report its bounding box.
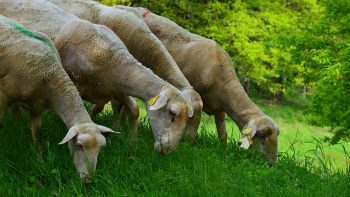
[180,88,203,142]
[147,86,191,154]
[240,116,280,165]
[59,123,118,182]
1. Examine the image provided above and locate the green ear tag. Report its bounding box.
[148,95,160,106]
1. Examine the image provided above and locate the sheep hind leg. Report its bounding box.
[123,97,140,144]
[0,93,8,124]
[90,104,105,117]
[10,104,21,120]
[112,97,139,144]
[215,112,227,144]
[111,98,124,131]
[30,112,42,154]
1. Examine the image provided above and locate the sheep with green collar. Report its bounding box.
[0,15,116,182]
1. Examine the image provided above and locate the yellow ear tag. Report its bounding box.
[240,127,253,149]
[148,94,160,106]
[242,127,252,135]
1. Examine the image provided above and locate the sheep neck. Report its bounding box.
[47,77,92,128]
[219,68,264,130]
[107,53,169,102]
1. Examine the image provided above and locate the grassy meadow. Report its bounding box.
[198,100,350,171]
[0,100,349,196]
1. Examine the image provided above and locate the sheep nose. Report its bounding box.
[267,156,277,166]
[154,142,173,154]
[80,173,91,183]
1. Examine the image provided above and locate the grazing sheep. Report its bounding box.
[48,0,203,141]
[0,15,117,181]
[117,6,280,164]
[0,0,192,154]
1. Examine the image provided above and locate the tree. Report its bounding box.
[306,0,350,143]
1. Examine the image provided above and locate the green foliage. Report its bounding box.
[131,0,320,98]
[95,0,130,6]
[274,0,350,143]
[305,0,350,143]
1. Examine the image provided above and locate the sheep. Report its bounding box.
[0,0,192,155]
[0,15,117,182]
[116,6,280,164]
[47,0,203,141]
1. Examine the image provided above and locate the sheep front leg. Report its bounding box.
[215,112,227,144]
[30,112,42,153]
[112,97,139,144]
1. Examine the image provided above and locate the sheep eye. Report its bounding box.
[169,110,176,122]
[255,132,266,139]
[77,143,84,150]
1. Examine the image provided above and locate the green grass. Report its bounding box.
[258,100,350,171]
[0,101,349,196]
[195,100,350,171]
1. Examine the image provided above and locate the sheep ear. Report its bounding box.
[59,125,79,145]
[148,93,168,111]
[97,125,120,134]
